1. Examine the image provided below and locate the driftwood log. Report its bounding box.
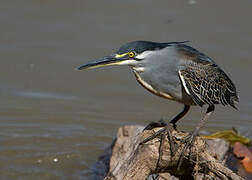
[91,125,244,180]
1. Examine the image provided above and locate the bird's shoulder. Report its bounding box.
[172,44,215,65]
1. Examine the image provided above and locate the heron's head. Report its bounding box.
[76,41,184,71]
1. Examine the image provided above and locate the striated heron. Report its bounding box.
[76,41,239,168]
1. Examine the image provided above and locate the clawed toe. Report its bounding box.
[177,133,197,170]
[140,126,167,145]
[140,123,177,171]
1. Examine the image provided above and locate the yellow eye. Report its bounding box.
[128,51,135,58]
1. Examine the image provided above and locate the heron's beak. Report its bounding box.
[76,54,130,70]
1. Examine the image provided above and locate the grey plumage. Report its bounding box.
[125,41,238,109]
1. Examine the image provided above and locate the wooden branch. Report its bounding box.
[103,125,243,180]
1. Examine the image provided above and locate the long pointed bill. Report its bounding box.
[76,54,130,70]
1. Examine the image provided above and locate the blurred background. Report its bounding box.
[0,0,251,179]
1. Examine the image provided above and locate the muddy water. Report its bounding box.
[0,0,252,179]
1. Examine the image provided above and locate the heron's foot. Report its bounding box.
[143,120,167,131]
[177,132,197,170]
[140,123,174,145]
[140,123,176,171]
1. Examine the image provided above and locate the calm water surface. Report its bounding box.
[0,0,252,179]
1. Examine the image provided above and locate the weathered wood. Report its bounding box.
[101,125,243,180]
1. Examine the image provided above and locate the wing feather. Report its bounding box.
[179,62,239,109]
